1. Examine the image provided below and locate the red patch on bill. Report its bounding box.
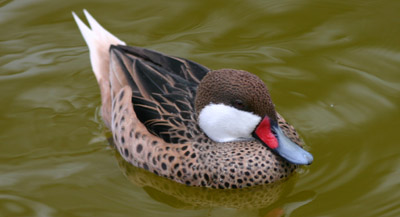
[255,116,278,149]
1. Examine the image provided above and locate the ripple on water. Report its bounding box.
[0,195,55,217]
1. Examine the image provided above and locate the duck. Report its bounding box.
[72,10,313,189]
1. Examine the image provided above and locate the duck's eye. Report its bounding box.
[232,99,246,110]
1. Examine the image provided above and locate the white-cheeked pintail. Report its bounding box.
[72,10,313,189]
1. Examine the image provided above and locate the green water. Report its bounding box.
[1,0,399,216]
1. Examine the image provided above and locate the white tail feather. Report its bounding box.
[72,10,125,83]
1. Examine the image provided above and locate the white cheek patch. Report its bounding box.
[198,103,262,142]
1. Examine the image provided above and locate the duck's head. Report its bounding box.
[195,69,313,165]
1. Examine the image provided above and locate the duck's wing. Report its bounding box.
[109,45,210,144]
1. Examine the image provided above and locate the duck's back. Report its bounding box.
[108,45,209,143]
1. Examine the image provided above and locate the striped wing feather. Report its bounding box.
[110,45,210,143]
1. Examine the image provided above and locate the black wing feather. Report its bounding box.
[110,45,210,143]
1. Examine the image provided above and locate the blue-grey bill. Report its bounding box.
[273,124,313,165]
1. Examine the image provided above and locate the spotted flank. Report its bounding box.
[72,10,313,189]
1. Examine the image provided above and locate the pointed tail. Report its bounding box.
[72,9,126,83]
[73,10,125,129]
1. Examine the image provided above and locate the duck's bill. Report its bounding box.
[271,124,313,165]
[253,116,313,165]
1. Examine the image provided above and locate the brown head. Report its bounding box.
[195,69,277,121]
[195,69,313,165]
